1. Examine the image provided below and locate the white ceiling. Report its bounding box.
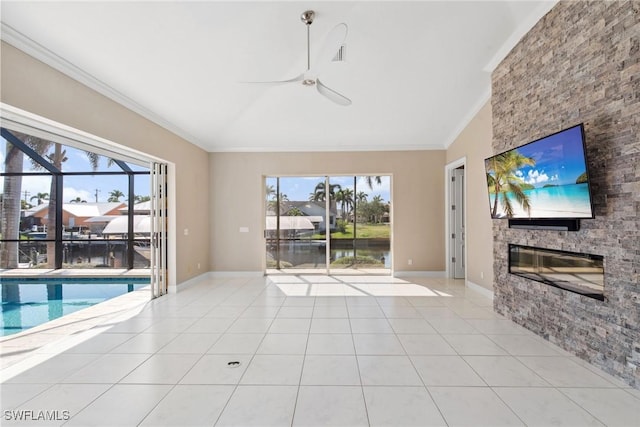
[1,1,555,153]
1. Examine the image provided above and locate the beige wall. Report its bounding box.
[1,40,491,282]
[446,101,494,290]
[1,42,210,284]
[209,151,446,272]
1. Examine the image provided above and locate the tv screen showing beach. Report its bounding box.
[485,124,594,219]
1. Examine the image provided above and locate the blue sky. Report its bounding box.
[3,138,392,206]
[513,125,588,187]
[0,139,150,204]
[266,176,391,203]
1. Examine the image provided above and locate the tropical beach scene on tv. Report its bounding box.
[485,125,594,219]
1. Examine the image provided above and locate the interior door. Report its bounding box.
[150,162,168,297]
[452,167,465,279]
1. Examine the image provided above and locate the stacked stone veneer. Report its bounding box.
[491,1,639,388]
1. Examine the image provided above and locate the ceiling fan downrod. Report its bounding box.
[301,10,315,83]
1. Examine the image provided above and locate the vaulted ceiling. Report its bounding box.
[1,1,555,152]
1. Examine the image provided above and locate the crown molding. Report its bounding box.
[1,23,207,151]
[207,142,445,153]
[442,87,491,149]
[443,1,558,149]
[483,0,558,73]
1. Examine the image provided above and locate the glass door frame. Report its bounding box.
[264,174,392,275]
[266,176,330,274]
[150,161,168,298]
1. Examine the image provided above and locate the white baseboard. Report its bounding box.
[171,272,212,293]
[209,271,264,278]
[466,280,494,300]
[394,270,447,278]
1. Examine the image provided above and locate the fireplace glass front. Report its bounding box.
[509,244,604,300]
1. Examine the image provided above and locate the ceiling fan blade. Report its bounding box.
[241,73,304,85]
[316,78,351,106]
[312,23,348,73]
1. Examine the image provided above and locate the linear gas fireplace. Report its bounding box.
[509,244,604,300]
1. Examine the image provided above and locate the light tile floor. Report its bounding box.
[1,275,639,426]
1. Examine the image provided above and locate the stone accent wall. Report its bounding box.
[491,1,639,388]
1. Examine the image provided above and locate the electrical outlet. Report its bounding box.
[481,271,484,279]
[184,228,189,236]
[408,259,413,265]
[197,263,201,269]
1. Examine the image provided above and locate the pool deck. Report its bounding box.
[0,284,152,379]
[0,269,152,377]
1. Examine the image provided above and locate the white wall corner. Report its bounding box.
[466,280,494,300]
[170,272,213,293]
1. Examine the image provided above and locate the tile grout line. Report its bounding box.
[210,278,276,427]
[289,292,315,426]
[346,293,372,427]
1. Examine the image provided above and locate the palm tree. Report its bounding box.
[486,151,536,217]
[336,188,354,220]
[356,191,368,204]
[268,192,289,214]
[30,192,49,206]
[371,195,385,223]
[1,132,67,267]
[287,207,303,216]
[69,197,87,203]
[309,182,342,202]
[108,189,125,202]
[365,176,382,190]
[133,195,151,203]
[1,140,25,267]
[265,184,276,200]
[1,131,100,268]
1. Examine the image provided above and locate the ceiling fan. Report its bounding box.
[246,10,351,106]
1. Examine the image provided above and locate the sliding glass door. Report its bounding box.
[329,176,391,274]
[265,175,391,274]
[150,162,168,298]
[265,176,327,272]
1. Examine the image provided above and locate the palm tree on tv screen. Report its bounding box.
[487,151,536,218]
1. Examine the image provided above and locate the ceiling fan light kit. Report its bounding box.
[247,10,352,106]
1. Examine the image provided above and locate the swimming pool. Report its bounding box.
[0,278,149,336]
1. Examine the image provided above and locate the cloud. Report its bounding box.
[525,169,549,185]
[62,187,93,203]
[1,175,53,201]
[515,170,523,177]
[356,175,391,191]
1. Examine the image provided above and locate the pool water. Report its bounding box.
[0,278,149,336]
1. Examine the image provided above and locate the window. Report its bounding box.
[0,127,150,269]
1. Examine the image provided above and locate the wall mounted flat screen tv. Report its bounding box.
[485,124,594,219]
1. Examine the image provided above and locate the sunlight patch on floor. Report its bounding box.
[268,275,452,298]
